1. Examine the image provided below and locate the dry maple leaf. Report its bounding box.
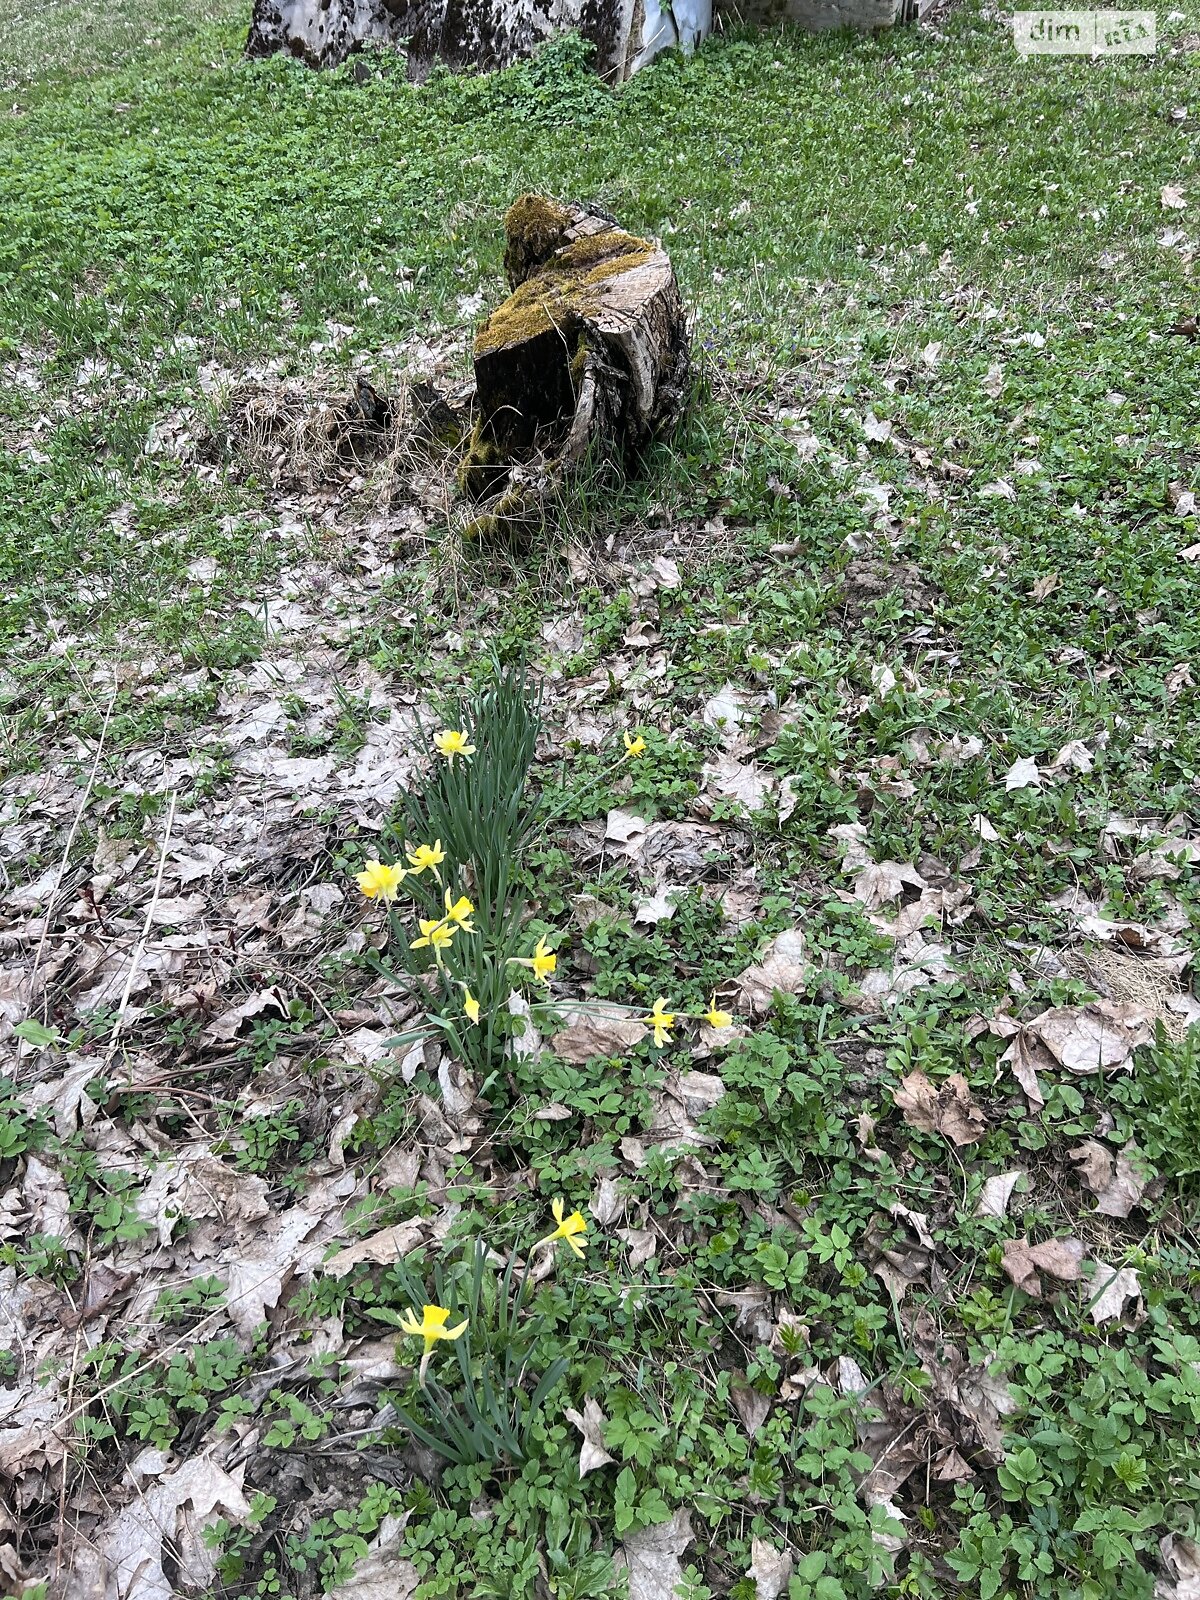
[893,1071,987,1145]
[1068,1139,1150,1217]
[1025,1002,1151,1074]
[1001,1235,1084,1296]
[852,860,926,912]
[974,1170,1025,1219]
[747,1539,794,1600]
[735,927,808,1016]
[1004,755,1041,791]
[551,1003,649,1063]
[700,752,774,812]
[617,1508,693,1600]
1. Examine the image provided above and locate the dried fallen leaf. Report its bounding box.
[1025,1002,1150,1074]
[974,1171,1025,1219]
[893,1071,987,1146]
[551,1003,649,1063]
[617,1508,693,1600]
[85,1454,252,1600]
[634,883,681,926]
[224,1205,332,1342]
[862,412,893,443]
[1004,756,1041,791]
[617,1226,657,1268]
[1069,1140,1150,1217]
[135,1144,271,1247]
[701,681,762,738]
[1157,1533,1200,1600]
[1087,1257,1142,1324]
[1049,738,1093,774]
[326,1519,419,1600]
[735,928,809,1016]
[700,752,774,811]
[60,1262,134,1330]
[203,986,288,1043]
[1161,184,1188,211]
[747,1538,794,1600]
[651,554,682,590]
[1001,1235,1084,1297]
[852,860,925,911]
[605,808,650,846]
[731,1378,772,1439]
[563,1395,615,1477]
[323,1221,425,1276]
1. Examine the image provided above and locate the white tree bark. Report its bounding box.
[246,0,711,78]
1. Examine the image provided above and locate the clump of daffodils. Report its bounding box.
[351,701,734,1068]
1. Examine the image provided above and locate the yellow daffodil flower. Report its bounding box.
[646,996,675,1048]
[354,860,406,903]
[398,1302,468,1382]
[411,917,456,962]
[622,732,647,759]
[433,729,476,762]
[509,935,556,982]
[536,1197,588,1259]
[703,994,733,1030]
[460,984,481,1025]
[405,839,445,881]
[442,889,476,931]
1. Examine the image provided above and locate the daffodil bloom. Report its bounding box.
[433,729,476,762]
[411,917,456,962]
[703,994,733,1030]
[405,839,446,881]
[398,1302,468,1382]
[536,1197,588,1259]
[622,732,647,760]
[460,984,481,1025]
[354,860,406,903]
[442,889,476,931]
[646,996,675,1048]
[509,935,556,982]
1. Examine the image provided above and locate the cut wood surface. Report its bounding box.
[460,195,689,532]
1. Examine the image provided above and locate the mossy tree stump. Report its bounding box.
[462,196,689,530]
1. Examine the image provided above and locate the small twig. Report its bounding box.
[105,790,177,1064]
[26,688,117,1047]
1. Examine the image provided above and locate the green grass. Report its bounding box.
[2,4,1200,1598]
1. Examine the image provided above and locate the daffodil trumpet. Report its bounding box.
[535,1198,588,1259]
[508,935,556,983]
[399,1302,468,1384]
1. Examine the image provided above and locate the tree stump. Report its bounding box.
[459,195,689,534]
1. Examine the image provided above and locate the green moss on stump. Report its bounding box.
[502,193,575,286]
[475,230,656,360]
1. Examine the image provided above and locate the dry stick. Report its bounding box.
[105,790,177,1065]
[55,1255,90,1573]
[26,688,117,1043]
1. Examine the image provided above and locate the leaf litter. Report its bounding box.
[0,324,1196,1600]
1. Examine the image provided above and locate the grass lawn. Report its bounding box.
[2,2,1200,1597]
